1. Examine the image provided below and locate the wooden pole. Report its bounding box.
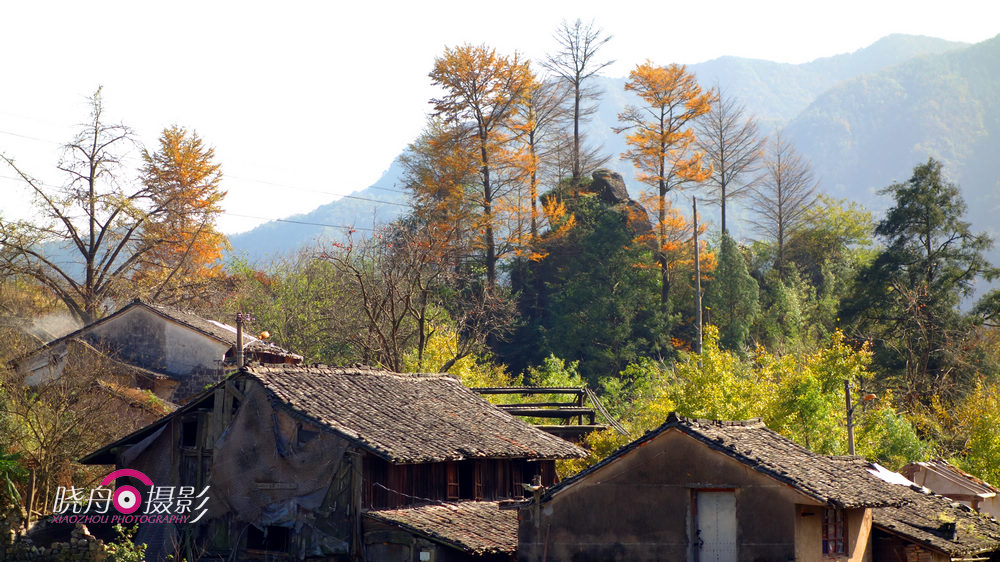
[845,379,856,455]
[235,313,244,369]
[693,196,703,355]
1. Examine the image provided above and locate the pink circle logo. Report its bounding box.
[100,469,153,515]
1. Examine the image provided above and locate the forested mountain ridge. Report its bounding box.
[228,34,973,261]
[785,33,1000,235]
[687,33,967,127]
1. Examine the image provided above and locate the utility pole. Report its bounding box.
[235,312,254,369]
[845,379,855,455]
[845,380,877,455]
[693,196,703,355]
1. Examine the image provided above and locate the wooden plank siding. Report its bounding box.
[362,455,557,509]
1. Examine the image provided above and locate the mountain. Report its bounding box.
[688,34,968,128]
[785,34,1000,239]
[227,160,408,262]
[227,34,982,262]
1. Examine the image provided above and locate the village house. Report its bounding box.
[81,364,585,561]
[516,413,1000,562]
[899,459,1000,519]
[9,299,301,403]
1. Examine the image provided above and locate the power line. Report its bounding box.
[0,176,393,232]
[367,184,409,194]
[0,129,62,145]
[1,132,411,207]
[222,212,379,232]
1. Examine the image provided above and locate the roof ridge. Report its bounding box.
[250,363,458,379]
[666,412,765,428]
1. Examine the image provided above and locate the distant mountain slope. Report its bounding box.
[785,34,1000,237]
[226,34,977,262]
[227,160,408,262]
[688,34,967,128]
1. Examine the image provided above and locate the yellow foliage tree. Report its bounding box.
[569,327,928,472]
[135,125,227,307]
[429,44,535,287]
[615,62,712,309]
[634,193,715,306]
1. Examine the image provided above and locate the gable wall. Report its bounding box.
[83,307,228,376]
[519,429,827,562]
[20,341,70,385]
[906,465,1000,518]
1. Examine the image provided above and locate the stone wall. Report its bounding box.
[2,524,108,561]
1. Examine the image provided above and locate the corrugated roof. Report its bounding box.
[249,365,587,463]
[365,501,516,554]
[542,413,903,509]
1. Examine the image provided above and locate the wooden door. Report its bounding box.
[696,490,737,562]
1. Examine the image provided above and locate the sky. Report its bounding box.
[1,1,997,235]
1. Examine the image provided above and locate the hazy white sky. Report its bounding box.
[1,1,996,234]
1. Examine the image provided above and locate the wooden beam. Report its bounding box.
[471,387,586,395]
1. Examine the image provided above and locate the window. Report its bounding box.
[245,525,290,553]
[822,508,845,554]
[446,462,459,500]
[180,417,199,448]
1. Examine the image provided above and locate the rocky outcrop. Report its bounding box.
[590,169,631,206]
[589,170,652,240]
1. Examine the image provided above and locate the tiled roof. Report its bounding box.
[145,302,250,346]
[543,413,902,509]
[248,365,587,463]
[243,339,303,362]
[10,300,306,368]
[365,501,516,554]
[874,484,1000,557]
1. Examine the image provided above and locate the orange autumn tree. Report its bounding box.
[404,119,481,255]
[429,44,534,288]
[635,193,716,283]
[615,62,712,311]
[506,75,577,263]
[135,125,227,307]
[514,77,569,239]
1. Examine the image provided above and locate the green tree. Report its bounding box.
[704,233,760,351]
[951,381,1000,485]
[841,159,999,402]
[756,268,808,353]
[572,327,930,471]
[503,190,667,384]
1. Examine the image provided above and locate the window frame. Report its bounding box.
[822,508,846,555]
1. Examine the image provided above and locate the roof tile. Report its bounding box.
[248,365,586,463]
[365,501,516,554]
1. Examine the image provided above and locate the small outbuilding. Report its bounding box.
[899,459,1000,518]
[10,299,301,403]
